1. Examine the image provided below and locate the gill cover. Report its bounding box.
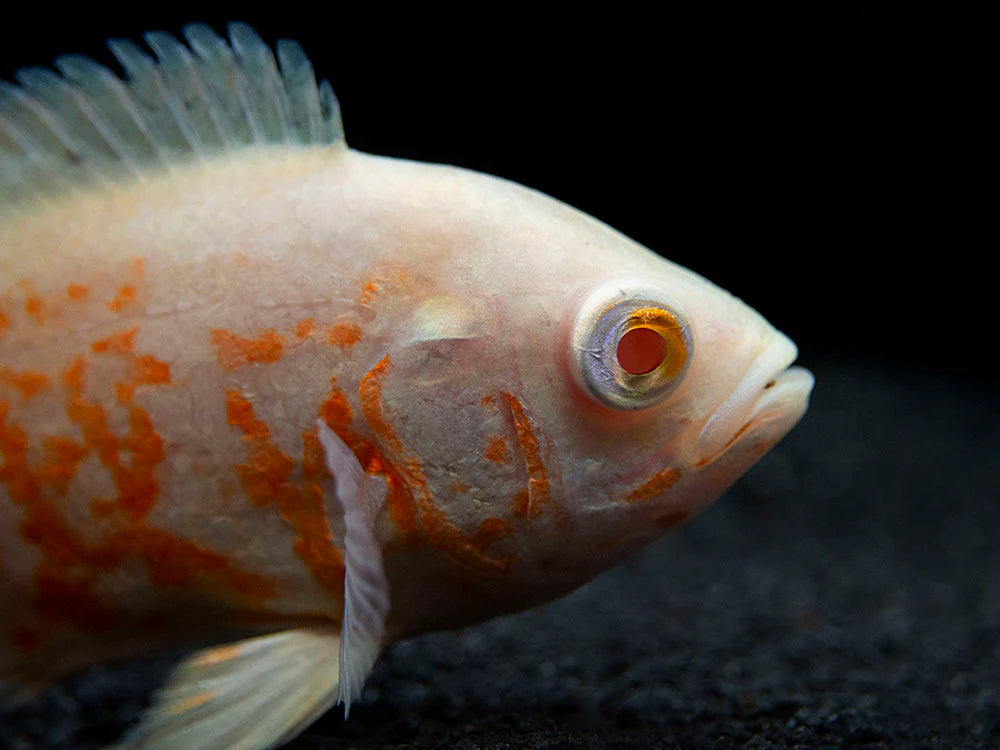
[571,279,692,410]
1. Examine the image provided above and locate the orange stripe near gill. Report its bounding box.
[502,392,565,524]
[225,390,346,603]
[483,434,510,465]
[359,355,515,572]
[317,378,419,540]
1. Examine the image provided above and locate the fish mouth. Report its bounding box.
[694,334,814,466]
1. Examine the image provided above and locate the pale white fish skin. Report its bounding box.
[0,142,811,684]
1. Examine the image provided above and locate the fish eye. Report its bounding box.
[571,283,692,410]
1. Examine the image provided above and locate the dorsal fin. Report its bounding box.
[0,23,344,212]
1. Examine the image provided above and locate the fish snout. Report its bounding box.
[693,333,813,466]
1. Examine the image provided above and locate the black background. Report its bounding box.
[1,8,996,750]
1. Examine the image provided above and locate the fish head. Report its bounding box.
[366,160,813,631]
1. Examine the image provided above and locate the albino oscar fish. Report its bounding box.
[0,24,814,749]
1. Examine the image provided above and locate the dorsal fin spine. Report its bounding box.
[55,55,170,168]
[183,24,266,145]
[277,39,322,144]
[228,23,292,143]
[1,81,84,164]
[1,24,344,213]
[108,38,205,156]
[144,32,230,151]
[15,69,117,177]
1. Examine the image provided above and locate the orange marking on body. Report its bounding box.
[103,526,275,599]
[0,367,50,399]
[328,321,361,350]
[66,283,89,301]
[301,429,327,481]
[0,308,8,338]
[294,318,316,341]
[512,488,530,518]
[624,467,682,504]
[115,407,165,521]
[24,294,44,322]
[107,284,137,312]
[1,355,274,641]
[65,357,167,522]
[480,393,497,411]
[225,391,295,505]
[91,326,138,355]
[360,356,514,571]
[224,392,267,441]
[503,393,564,522]
[130,355,171,386]
[226,391,345,601]
[64,357,119,469]
[320,378,418,539]
[359,282,379,305]
[39,436,88,493]
[1,399,114,630]
[211,328,286,370]
[483,434,510,465]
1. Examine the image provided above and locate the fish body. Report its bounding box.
[0,25,813,748]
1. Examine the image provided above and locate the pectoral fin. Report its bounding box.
[316,419,391,717]
[113,627,341,750]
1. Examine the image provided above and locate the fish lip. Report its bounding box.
[693,334,812,465]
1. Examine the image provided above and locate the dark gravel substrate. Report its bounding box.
[2,354,997,749]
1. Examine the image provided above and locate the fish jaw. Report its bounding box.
[693,332,814,468]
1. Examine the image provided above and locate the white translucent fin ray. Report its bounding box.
[276,39,323,144]
[107,37,204,156]
[183,24,264,146]
[229,23,292,143]
[316,419,391,717]
[16,66,138,174]
[113,627,341,750]
[0,23,344,213]
[144,31,230,151]
[55,55,170,168]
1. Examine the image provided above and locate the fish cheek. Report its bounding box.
[380,341,521,531]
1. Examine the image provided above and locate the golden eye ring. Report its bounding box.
[571,283,692,410]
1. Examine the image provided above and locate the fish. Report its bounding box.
[0,23,814,749]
